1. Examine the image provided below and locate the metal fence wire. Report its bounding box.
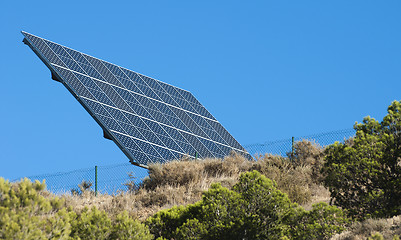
[16,128,356,194]
[16,163,148,195]
[246,128,356,157]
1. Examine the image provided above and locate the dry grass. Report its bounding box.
[61,141,329,220]
[331,215,401,240]
[61,154,252,220]
[32,140,401,238]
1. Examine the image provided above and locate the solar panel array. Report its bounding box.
[22,31,252,166]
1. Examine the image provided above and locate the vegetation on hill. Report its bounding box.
[62,147,328,223]
[2,100,401,239]
[323,100,401,220]
[0,178,152,240]
[146,171,348,239]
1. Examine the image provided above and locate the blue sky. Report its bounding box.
[1,1,401,181]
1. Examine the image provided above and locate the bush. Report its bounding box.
[291,140,325,183]
[71,180,93,196]
[111,212,154,240]
[368,232,385,240]
[70,207,153,240]
[141,153,252,191]
[0,178,154,240]
[134,150,324,210]
[142,158,204,190]
[0,178,70,239]
[330,214,401,240]
[252,154,314,204]
[323,100,401,219]
[69,207,113,239]
[147,171,349,240]
[285,202,349,240]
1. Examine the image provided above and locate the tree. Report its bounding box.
[323,100,401,219]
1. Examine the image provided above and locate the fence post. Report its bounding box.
[95,166,98,196]
[291,137,295,161]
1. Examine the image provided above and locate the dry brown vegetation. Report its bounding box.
[62,140,329,220]
[332,216,401,240]
[50,140,401,239]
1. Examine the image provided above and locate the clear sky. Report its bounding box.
[1,1,400,181]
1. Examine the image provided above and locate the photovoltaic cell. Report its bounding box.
[22,31,252,167]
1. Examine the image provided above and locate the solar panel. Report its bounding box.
[22,31,252,167]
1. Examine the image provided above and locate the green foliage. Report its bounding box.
[146,205,195,239]
[69,207,112,239]
[0,178,70,239]
[368,232,384,240]
[70,207,154,240]
[147,171,348,240]
[285,202,349,240]
[231,171,292,239]
[111,212,153,240]
[0,178,153,240]
[323,100,401,219]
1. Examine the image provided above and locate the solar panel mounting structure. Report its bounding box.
[22,31,252,168]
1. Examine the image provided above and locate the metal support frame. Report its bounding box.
[95,166,98,196]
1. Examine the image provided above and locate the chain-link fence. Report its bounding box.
[13,162,148,195]
[245,128,356,157]
[15,128,356,194]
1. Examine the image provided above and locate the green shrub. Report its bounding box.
[231,171,292,239]
[69,207,112,239]
[111,212,153,240]
[145,205,189,240]
[0,178,70,239]
[147,171,348,240]
[70,207,154,240]
[0,178,154,240]
[368,232,384,240]
[285,202,349,240]
[323,100,401,219]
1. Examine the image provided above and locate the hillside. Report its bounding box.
[65,140,326,219]
[3,100,401,240]
[64,140,401,239]
[2,139,400,239]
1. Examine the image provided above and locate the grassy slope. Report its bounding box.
[63,141,327,219]
[47,140,401,239]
